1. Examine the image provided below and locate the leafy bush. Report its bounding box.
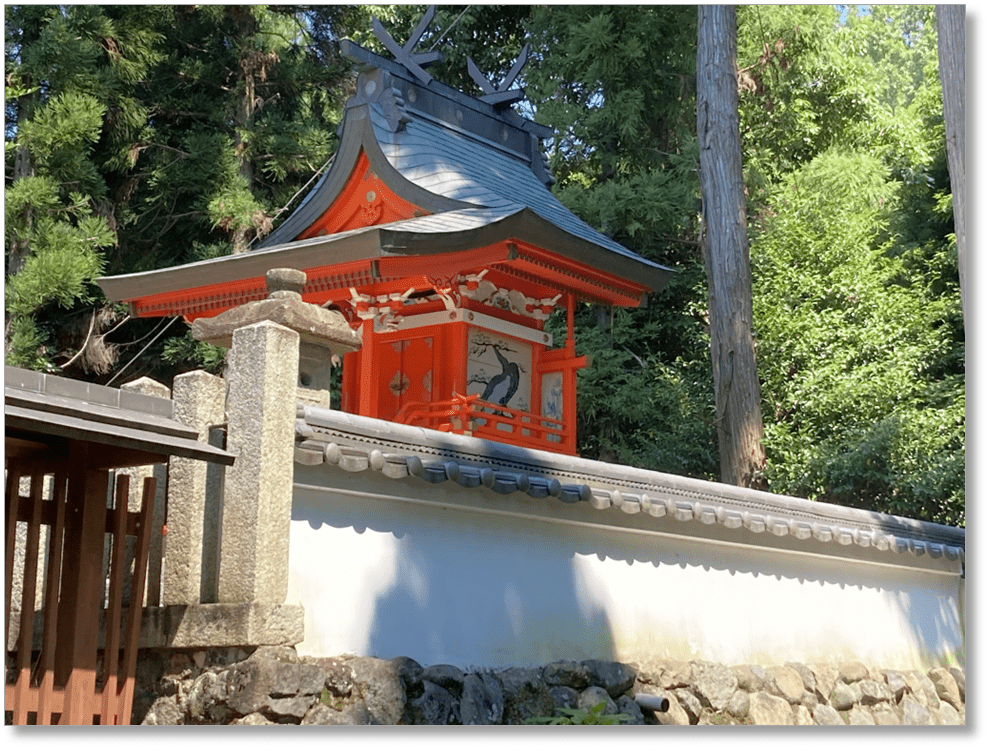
[524,701,633,725]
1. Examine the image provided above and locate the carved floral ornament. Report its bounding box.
[340,270,563,331]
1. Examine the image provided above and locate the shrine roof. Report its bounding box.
[254,39,673,292]
[294,401,965,573]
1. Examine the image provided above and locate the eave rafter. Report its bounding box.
[120,237,649,322]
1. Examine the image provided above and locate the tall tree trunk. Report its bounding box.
[231,5,259,254]
[936,5,965,327]
[696,5,766,488]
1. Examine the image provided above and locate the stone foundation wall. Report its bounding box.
[135,646,965,726]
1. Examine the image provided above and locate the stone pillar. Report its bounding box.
[120,376,171,606]
[219,320,299,604]
[162,370,226,605]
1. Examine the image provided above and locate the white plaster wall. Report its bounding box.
[288,469,964,671]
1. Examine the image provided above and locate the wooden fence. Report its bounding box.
[5,458,155,725]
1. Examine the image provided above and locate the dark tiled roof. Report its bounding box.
[294,402,965,567]
[367,105,662,270]
[5,366,234,465]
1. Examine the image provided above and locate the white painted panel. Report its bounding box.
[289,472,965,671]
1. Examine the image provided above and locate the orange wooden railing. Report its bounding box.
[5,465,155,725]
[395,393,571,454]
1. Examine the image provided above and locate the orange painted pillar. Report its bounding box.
[358,318,377,417]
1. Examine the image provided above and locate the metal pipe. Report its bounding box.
[634,691,670,713]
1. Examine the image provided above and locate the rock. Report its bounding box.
[616,695,645,725]
[578,685,617,716]
[785,662,817,694]
[266,695,315,720]
[838,661,869,683]
[799,689,819,711]
[727,690,750,720]
[830,681,857,711]
[549,685,579,711]
[185,670,233,724]
[881,669,907,701]
[672,688,703,724]
[697,708,738,725]
[858,678,893,705]
[640,659,691,690]
[543,660,591,689]
[948,667,965,702]
[390,656,424,693]
[691,661,738,711]
[904,671,940,709]
[250,645,299,665]
[582,659,636,698]
[812,703,844,726]
[301,699,372,725]
[747,692,794,725]
[230,712,276,725]
[407,680,459,725]
[938,702,962,726]
[654,690,690,726]
[792,705,814,725]
[871,703,900,725]
[847,705,875,725]
[808,663,838,702]
[422,664,465,698]
[767,666,805,704]
[223,656,325,721]
[928,667,963,711]
[900,695,936,725]
[730,665,764,693]
[349,657,407,725]
[317,659,355,702]
[460,672,504,725]
[141,695,183,725]
[495,667,554,725]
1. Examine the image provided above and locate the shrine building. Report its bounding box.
[97,17,672,456]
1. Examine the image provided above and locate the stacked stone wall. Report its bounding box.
[135,646,964,726]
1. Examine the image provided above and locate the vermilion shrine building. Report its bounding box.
[98,27,672,456]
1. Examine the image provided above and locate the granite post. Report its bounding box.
[120,376,172,606]
[218,320,299,604]
[162,371,226,605]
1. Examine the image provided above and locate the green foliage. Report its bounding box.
[751,149,963,526]
[525,701,633,725]
[161,334,227,376]
[522,5,715,480]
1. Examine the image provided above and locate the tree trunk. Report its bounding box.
[936,5,965,327]
[231,6,259,254]
[696,5,767,488]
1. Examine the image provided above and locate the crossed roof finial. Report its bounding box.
[372,4,444,84]
[467,43,531,108]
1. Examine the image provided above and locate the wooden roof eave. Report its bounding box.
[381,207,673,300]
[98,206,669,315]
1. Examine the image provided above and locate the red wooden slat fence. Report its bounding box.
[5,463,155,725]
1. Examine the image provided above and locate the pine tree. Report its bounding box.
[5,5,157,372]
